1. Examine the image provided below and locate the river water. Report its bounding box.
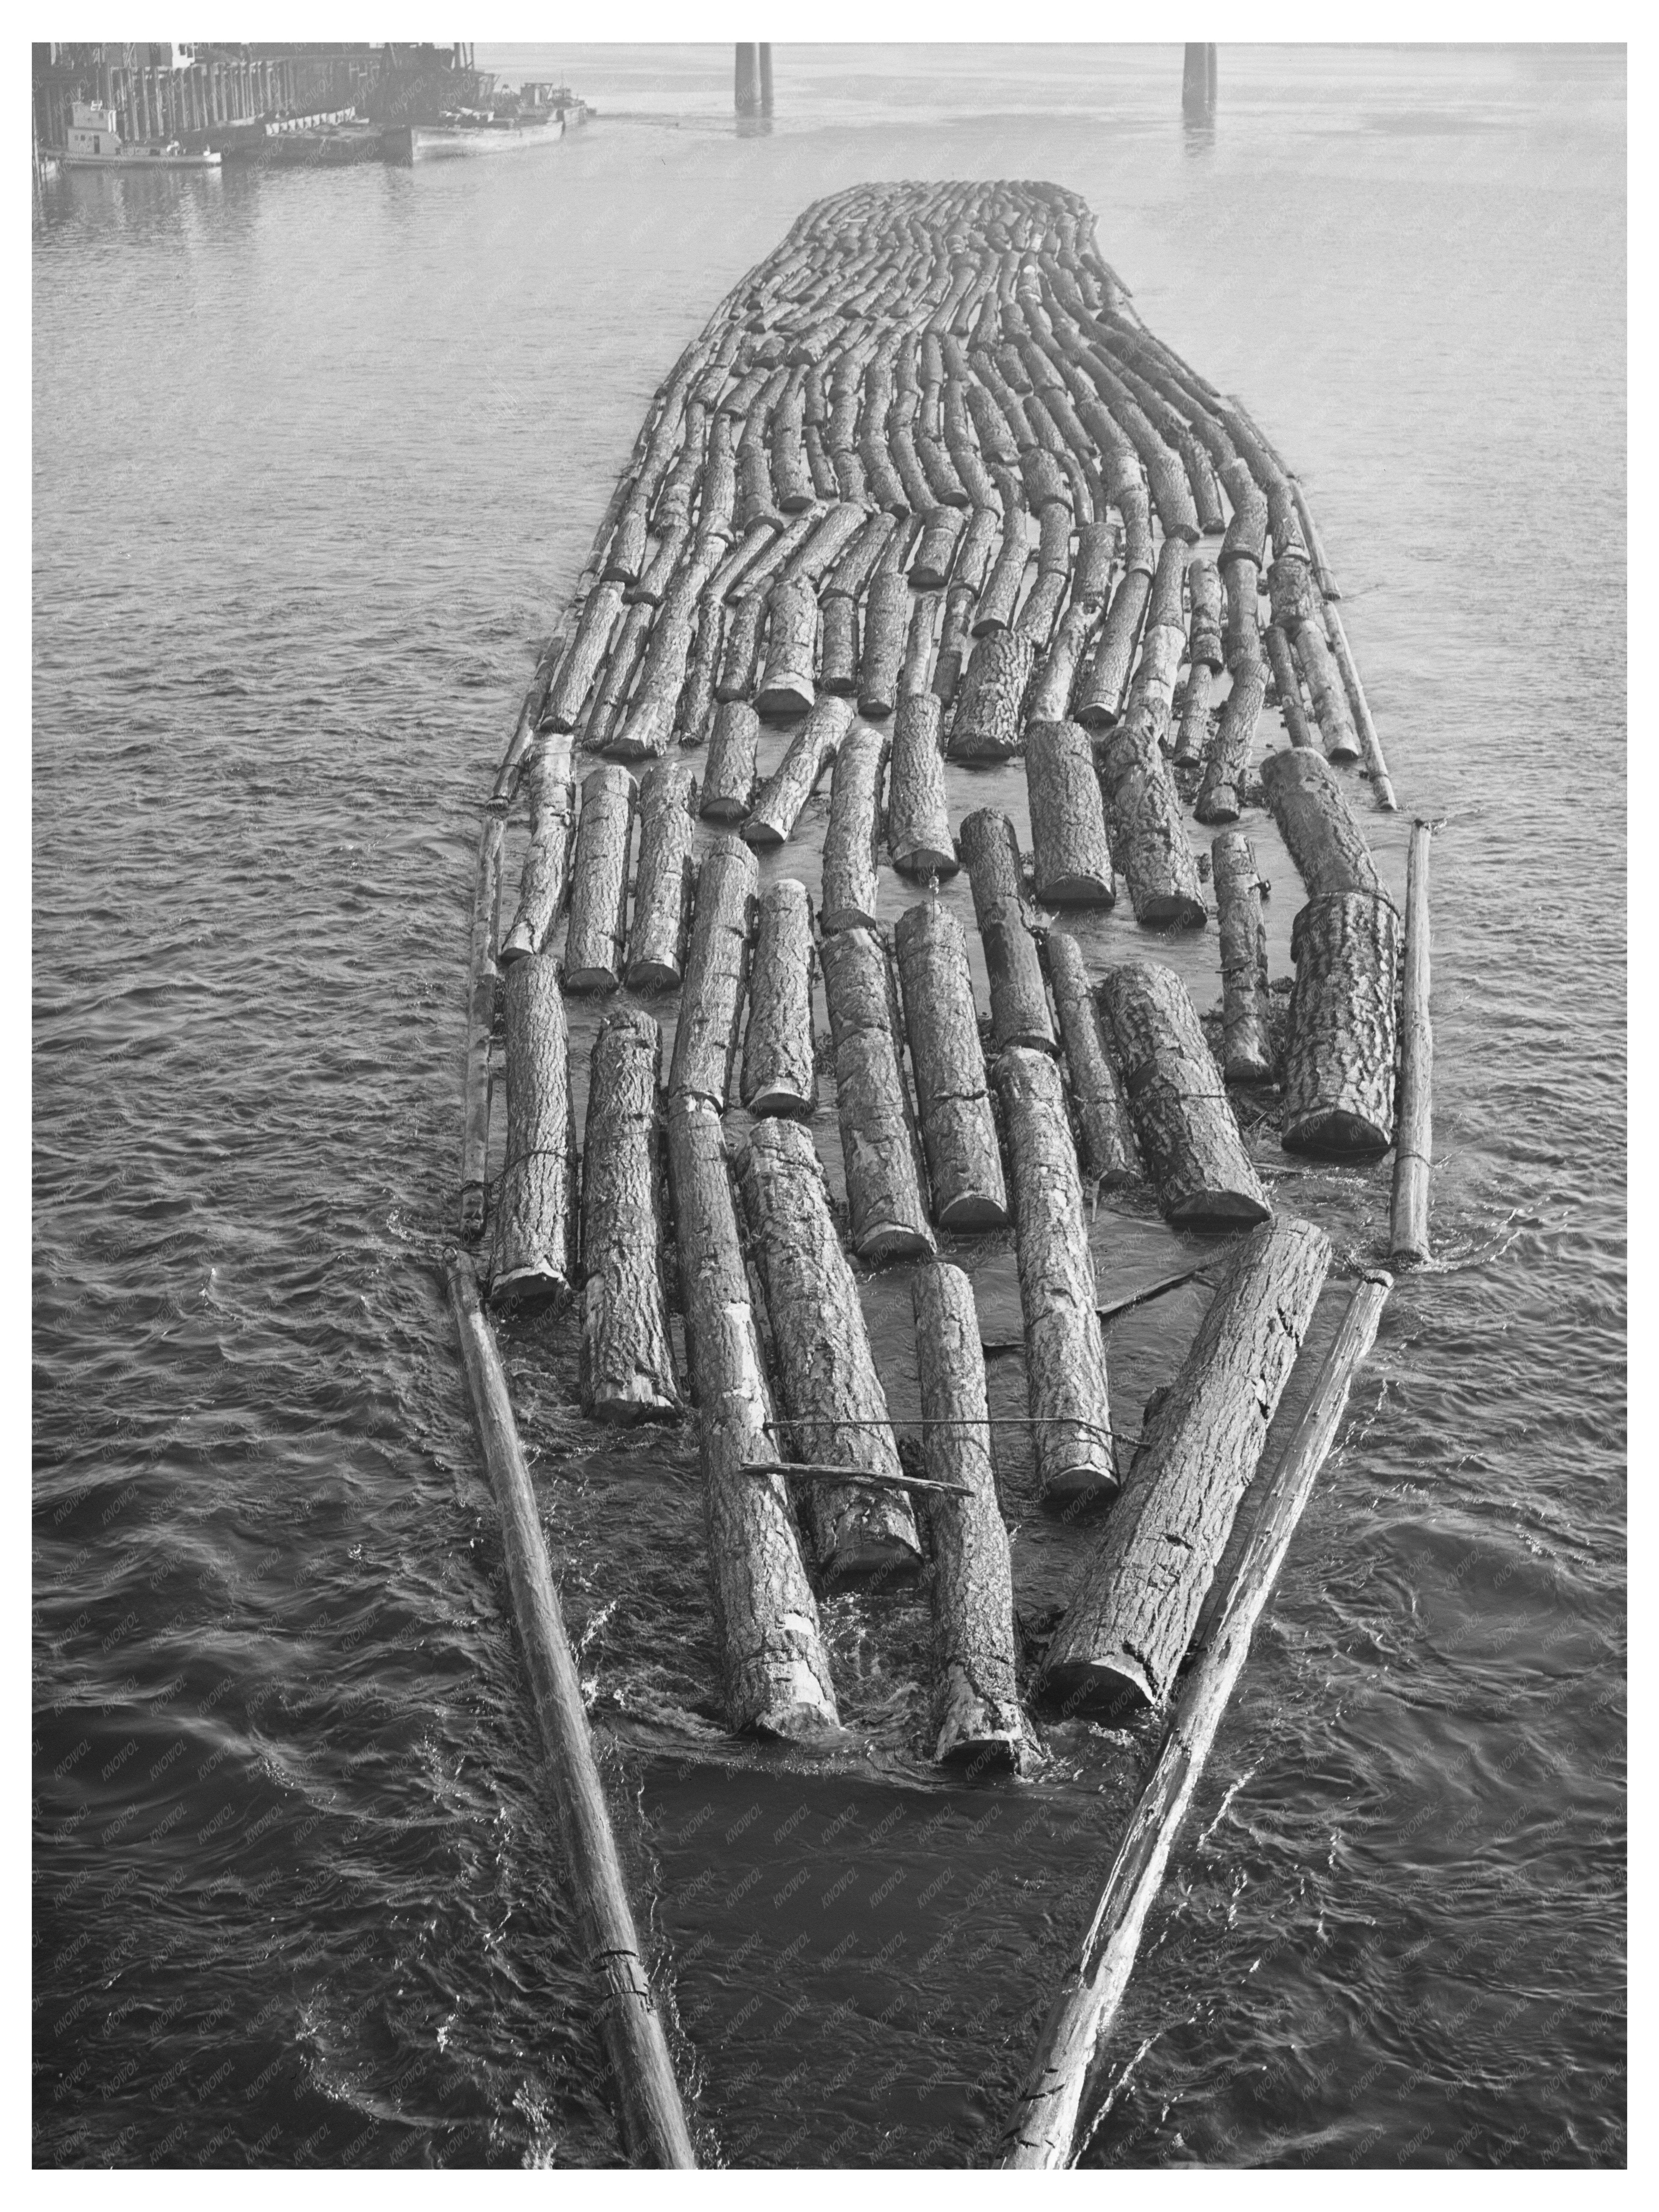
[32,43,1625,2168]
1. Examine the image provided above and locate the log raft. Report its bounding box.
[449,178,1423,2161]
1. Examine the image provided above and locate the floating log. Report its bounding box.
[972,527,1031,636]
[565,766,638,992]
[580,1011,680,1423]
[993,1045,1117,1502]
[946,630,1038,761]
[1211,831,1274,1083]
[1195,655,1267,825]
[1072,520,1116,607]
[1222,556,1261,669]
[913,1264,1029,1770]
[490,954,577,1306]
[734,1117,923,1575]
[911,505,967,590]
[716,592,767,702]
[887,692,958,879]
[1282,891,1402,1155]
[1074,567,1150,728]
[1390,823,1434,1263]
[960,808,1057,1053]
[674,593,721,747]
[933,584,976,706]
[820,724,889,933]
[818,924,936,1261]
[824,510,897,600]
[1264,621,1314,749]
[1218,457,1268,570]
[1268,553,1313,632]
[1186,556,1224,671]
[1025,719,1116,906]
[1293,608,1360,764]
[1015,566,1068,646]
[1259,744,1383,901]
[1042,1214,1331,1714]
[624,761,697,992]
[779,501,867,592]
[1325,601,1399,809]
[444,1258,697,2167]
[858,567,911,717]
[1171,663,1213,773]
[740,877,818,1118]
[743,694,854,849]
[1026,601,1096,725]
[819,593,859,694]
[589,599,655,751]
[893,902,1009,1230]
[755,575,818,716]
[953,505,1005,599]
[998,1266,1394,2170]
[502,736,575,966]
[662,1093,840,1738]
[1095,721,1208,929]
[544,580,624,733]
[1044,930,1142,1190]
[699,700,759,824]
[1098,961,1269,1225]
[460,802,506,1239]
[667,834,756,1108]
[901,592,941,699]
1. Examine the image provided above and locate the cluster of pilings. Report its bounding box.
[32,49,376,149]
[451,177,1426,2167]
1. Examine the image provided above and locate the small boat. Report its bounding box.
[59,99,221,171]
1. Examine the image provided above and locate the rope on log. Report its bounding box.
[443,1256,697,2168]
[1389,822,1434,1264]
[997,1267,1393,2169]
[734,1116,923,1576]
[913,1263,1032,1771]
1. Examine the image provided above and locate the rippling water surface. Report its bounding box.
[33,43,1625,2168]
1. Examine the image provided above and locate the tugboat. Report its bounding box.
[384,77,585,163]
[59,98,221,170]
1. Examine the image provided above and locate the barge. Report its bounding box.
[447,177,1429,2169]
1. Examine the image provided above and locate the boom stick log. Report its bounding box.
[1389,823,1434,1263]
[998,1268,1393,2169]
[459,799,507,1240]
[444,1256,698,2168]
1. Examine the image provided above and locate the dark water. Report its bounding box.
[33,44,1625,2168]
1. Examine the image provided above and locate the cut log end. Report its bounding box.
[1167,1188,1273,1228]
[1041,1651,1151,1720]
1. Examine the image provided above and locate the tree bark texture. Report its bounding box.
[740,877,818,1119]
[755,575,818,717]
[1073,521,1117,607]
[674,592,721,746]
[1025,719,1116,906]
[565,766,638,992]
[1045,930,1143,1190]
[1260,745,1383,901]
[993,1045,1118,1502]
[893,901,1009,1230]
[819,592,859,695]
[735,1117,923,1577]
[624,761,697,992]
[716,592,767,702]
[1264,620,1314,749]
[700,700,758,824]
[579,1010,681,1423]
[1211,831,1275,1083]
[1098,961,1270,1225]
[1222,557,1261,671]
[490,954,578,1307]
[667,834,756,1109]
[1293,608,1360,764]
[1195,655,1267,826]
[858,567,911,718]
[1172,663,1213,773]
[946,630,1038,761]
[912,1263,1030,1770]
[818,924,936,1261]
[743,694,854,849]
[1026,602,1097,725]
[544,580,624,733]
[589,600,654,752]
[1282,891,1401,1155]
[820,723,890,933]
[1040,1216,1331,1715]
[1324,601,1398,809]
[663,1093,840,1737]
[972,532,1031,636]
[953,505,1004,599]
[911,506,967,590]
[1186,556,1224,671]
[1074,568,1150,728]
[1095,723,1208,929]
[887,692,958,879]
[961,807,1057,1053]
[502,735,575,965]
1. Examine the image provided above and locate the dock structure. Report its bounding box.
[451,177,1420,2166]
